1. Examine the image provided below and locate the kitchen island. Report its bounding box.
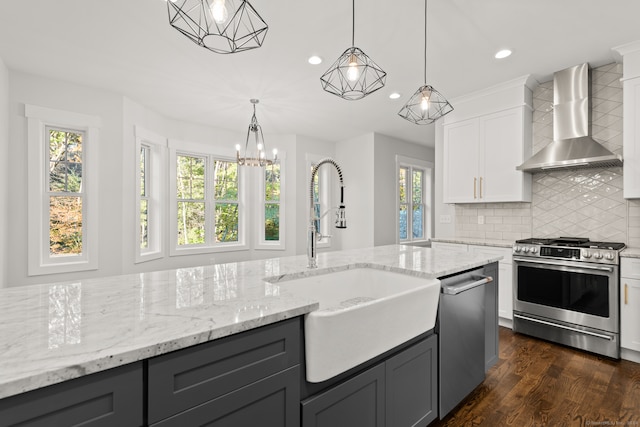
[0,244,501,425]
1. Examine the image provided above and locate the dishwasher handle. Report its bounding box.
[442,275,493,295]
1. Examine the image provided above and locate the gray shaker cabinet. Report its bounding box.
[0,362,143,427]
[147,317,301,426]
[301,333,438,427]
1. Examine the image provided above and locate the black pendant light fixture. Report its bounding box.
[167,0,268,54]
[398,0,453,124]
[235,99,277,167]
[320,0,386,100]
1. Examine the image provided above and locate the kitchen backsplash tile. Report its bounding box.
[453,62,637,245]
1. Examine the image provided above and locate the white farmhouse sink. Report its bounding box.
[271,266,441,383]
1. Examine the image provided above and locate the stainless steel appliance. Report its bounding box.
[438,266,493,417]
[513,237,625,358]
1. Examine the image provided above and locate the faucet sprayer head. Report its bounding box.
[335,204,347,229]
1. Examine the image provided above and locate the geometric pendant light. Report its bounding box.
[320,0,387,100]
[398,0,453,124]
[167,0,268,54]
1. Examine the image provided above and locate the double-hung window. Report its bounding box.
[256,155,286,250]
[397,156,432,243]
[170,141,245,255]
[27,105,100,275]
[135,126,166,263]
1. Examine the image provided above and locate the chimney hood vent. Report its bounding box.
[517,63,622,173]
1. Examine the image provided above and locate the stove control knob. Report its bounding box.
[522,247,530,253]
[583,250,591,258]
[530,247,538,254]
[605,252,615,261]
[594,252,603,260]
[514,246,521,253]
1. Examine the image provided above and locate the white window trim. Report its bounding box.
[255,152,286,250]
[168,139,248,256]
[134,126,167,264]
[307,154,333,249]
[26,104,101,276]
[396,155,433,244]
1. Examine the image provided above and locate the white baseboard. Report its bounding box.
[498,317,513,329]
[621,347,640,364]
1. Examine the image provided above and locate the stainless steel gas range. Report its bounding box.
[512,237,626,359]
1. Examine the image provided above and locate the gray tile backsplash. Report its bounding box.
[454,62,640,246]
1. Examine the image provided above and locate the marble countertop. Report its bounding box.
[431,237,515,249]
[0,244,501,400]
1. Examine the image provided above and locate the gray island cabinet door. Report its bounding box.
[150,365,300,427]
[301,363,386,427]
[385,333,438,427]
[147,317,301,425]
[0,362,143,427]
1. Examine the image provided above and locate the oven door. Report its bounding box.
[513,257,618,333]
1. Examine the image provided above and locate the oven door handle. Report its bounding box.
[513,257,614,273]
[513,314,615,341]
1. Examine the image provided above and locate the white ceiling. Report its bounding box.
[1,0,639,147]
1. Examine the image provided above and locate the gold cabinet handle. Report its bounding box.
[625,283,628,305]
[474,177,477,199]
[480,177,483,199]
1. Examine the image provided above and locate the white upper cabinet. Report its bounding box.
[441,76,535,204]
[615,41,640,199]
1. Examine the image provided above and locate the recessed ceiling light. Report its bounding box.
[495,49,512,59]
[308,56,323,65]
[389,92,401,100]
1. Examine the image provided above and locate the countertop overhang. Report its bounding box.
[0,244,501,399]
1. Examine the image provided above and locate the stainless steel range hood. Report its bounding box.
[516,63,622,173]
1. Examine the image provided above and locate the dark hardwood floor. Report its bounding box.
[431,327,640,427]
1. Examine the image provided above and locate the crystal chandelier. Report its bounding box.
[236,99,277,167]
[320,0,386,100]
[398,0,453,124]
[167,0,268,54]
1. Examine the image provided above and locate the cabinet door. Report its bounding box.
[621,278,640,352]
[0,362,143,427]
[480,108,531,203]
[386,334,438,427]
[623,77,640,199]
[148,317,300,423]
[152,365,300,427]
[468,245,513,321]
[443,118,480,203]
[302,364,385,427]
[498,262,513,321]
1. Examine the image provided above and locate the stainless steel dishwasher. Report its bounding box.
[438,266,493,418]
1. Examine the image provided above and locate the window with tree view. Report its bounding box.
[175,154,241,250]
[213,160,239,243]
[177,155,205,245]
[399,166,426,241]
[139,145,149,250]
[264,164,280,241]
[48,127,85,256]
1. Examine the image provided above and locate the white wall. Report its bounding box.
[0,57,8,287]
[373,133,435,246]
[7,71,125,286]
[336,133,375,250]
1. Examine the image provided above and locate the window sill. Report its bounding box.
[170,244,249,257]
